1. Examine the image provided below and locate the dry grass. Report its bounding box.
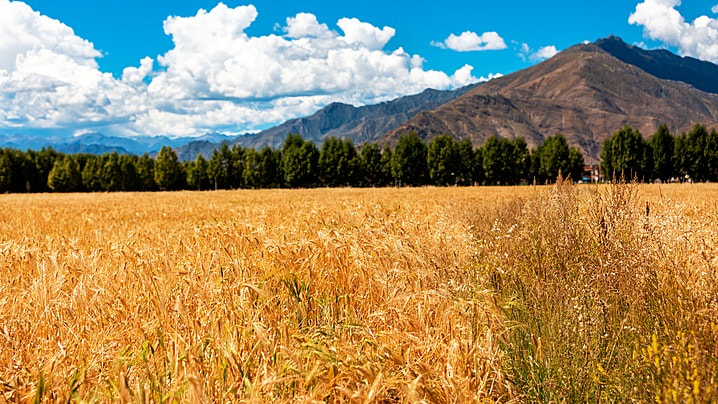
[1,184,716,402]
[481,181,718,402]
[0,188,533,402]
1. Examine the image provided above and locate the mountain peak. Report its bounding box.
[594,35,718,94]
[383,37,718,160]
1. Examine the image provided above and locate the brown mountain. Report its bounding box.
[383,37,718,161]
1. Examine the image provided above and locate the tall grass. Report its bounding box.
[1,184,715,402]
[0,188,524,402]
[479,180,718,402]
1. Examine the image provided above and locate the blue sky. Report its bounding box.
[2,0,718,138]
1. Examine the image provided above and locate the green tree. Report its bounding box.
[380,146,393,186]
[154,146,183,191]
[568,147,585,182]
[455,139,475,186]
[481,136,526,185]
[101,152,122,192]
[282,134,318,188]
[26,148,58,193]
[136,154,157,191]
[0,151,12,193]
[187,154,210,190]
[675,124,718,182]
[391,132,428,186]
[208,144,234,190]
[242,148,261,189]
[600,126,652,181]
[319,137,359,187]
[533,134,583,183]
[47,155,81,192]
[82,155,104,192]
[119,154,140,191]
[648,124,675,182]
[230,145,245,188]
[359,143,382,187]
[427,135,459,186]
[258,146,282,188]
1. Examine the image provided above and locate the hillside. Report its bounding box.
[384,37,718,160]
[230,84,477,150]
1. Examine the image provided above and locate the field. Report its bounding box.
[0,184,717,402]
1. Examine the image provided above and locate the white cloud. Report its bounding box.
[713,5,718,14]
[336,18,395,50]
[517,43,560,62]
[532,46,559,61]
[284,13,332,39]
[0,2,497,138]
[0,0,100,72]
[436,31,507,52]
[629,1,718,63]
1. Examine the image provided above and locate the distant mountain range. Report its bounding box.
[3,36,718,162]
[0,132,237,156]
[233,85,478,149]
[385,36,718,160]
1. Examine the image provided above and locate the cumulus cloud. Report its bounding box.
[337,17,395,49]
[284,13,332,39]
[629,1,718,63]
[517,43,559,62]
[434,31,507,52]
[0,1,497,138]
[713,5,718,14]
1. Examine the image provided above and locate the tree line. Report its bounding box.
[601,124,718,182]
[0,132,585,193]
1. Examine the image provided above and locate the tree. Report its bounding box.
[187,154,209,190]
[380,146,393,186]
[82,155,104,192]
[282,134,318,188]
[257,146,282,188]
[536,134,569,183]
[101,152,122,192]
[391,132,428,186]
[481,136,526,185]
[136,154,157,191]
[319,137,359,187]
[230,145,246,189]
[567,147,585,182]
[675,124,718,182]
[359,143,382,187]
[208,144,235,190]
[119,154,140,191]
[0,151,12,193]
[600,126,652,181]
[532,134,583,183]
[242,149,261,189]
[154,146,183,191]
[427,135,459,186]
[455,139,475,186]
[648,124,675,182]
[48,155,81,192]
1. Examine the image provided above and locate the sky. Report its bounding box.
[1,0,718,139]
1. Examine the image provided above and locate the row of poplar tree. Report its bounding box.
[601,124,718,182]
[0,132,585,193]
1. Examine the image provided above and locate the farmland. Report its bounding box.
[1,184,717,402]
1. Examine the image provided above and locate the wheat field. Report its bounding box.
[0,184,716,402]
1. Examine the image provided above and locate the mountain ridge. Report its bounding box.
[383,37,718,161]
[229,84,479,150]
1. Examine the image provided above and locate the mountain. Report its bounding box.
[384,36,718,161]
[0,132,239,156]
[595,35,718,95]
[230,84,478,150]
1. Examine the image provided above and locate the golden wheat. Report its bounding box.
[0,188,535,402]
[1,184,716,402]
